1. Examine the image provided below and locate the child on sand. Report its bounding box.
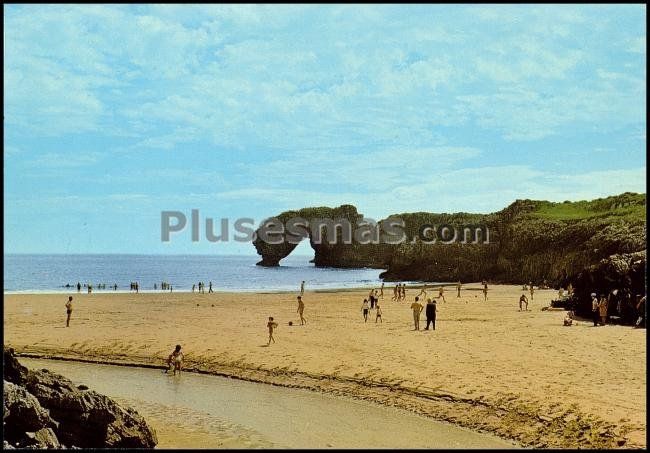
[361,299,370,322]
[166,345,184,375]
[267,317,279,345]
[297,296,306,325]
[65,296,73,327]
[375,303,383,323]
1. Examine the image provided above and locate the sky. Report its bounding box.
[3,4,646,255]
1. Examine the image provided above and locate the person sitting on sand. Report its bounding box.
[166,345,184,375]
[297,296,307,325]
[519,294,528,311]
[65,296,73,327]
[267,317,279,345]
[361,299,370,322]
[411,297,423,330]
[564,310,574,326]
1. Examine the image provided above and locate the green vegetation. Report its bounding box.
[529,192,646,221]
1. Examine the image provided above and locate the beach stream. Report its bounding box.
[21,358,518,449]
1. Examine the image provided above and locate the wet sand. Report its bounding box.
[4,284,646,448]
[21,358,516,449]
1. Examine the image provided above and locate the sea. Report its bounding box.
[3,254,397,294]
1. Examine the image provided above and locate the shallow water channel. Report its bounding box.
[22,358,518,449]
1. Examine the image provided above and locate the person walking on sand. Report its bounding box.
[192,284,195,293]
[599,294,608,325]
[392,284,399,301]
[482,281,488,301]
[375,303,383,323]
[267,317,279,345]
[209,281,213,293]
[529,284,535,301]
[402,284,407,301]
[300,280,305,296]
[380,282,384,299]
[438,286,446,303]
[424,298,437,330]
[456,281,461,298]
[65,296,73,327]
[77,282,81,293]
[591,293,599,326]
[411,297,423,330]
[634,295,646,328]
[417,284,428,299]
[369,288,376,309]
[297,296,307,325]
[361,299,370,322]
[166,345,184,375]
[519,294,529,311]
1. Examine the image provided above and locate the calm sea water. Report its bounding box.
[3,254,390,293]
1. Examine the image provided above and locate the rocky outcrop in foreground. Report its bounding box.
[3,348,157,449]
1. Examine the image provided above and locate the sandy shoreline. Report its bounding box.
[4,284,646,448]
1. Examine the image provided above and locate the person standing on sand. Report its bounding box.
[402,284,407,301]
[192,284,195,293]
[529,285,535,301]
[65,296,73,327]
[392,284,398,301]
[438,286,446,303]
[411,297,423,330]
[599,294,608,325]
[591,293,599,326]
[375,303,383,323]
[380,283,384,299]
[77,282,81,293]
[519,294,529,311]
[457,281,461,298]
[297,296,307,325]
[209,281,213,293]
[361,299,370,322]
[482,281,488,301]
[424,298,437,330]
[267,317,279,345]
[300,281,305,296]
[166,345,184,375]
[369,288,376,309]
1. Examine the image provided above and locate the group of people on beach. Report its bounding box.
[192,281,213,293]
[74,282,118,293]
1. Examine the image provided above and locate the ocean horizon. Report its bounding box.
[3,253,400,294]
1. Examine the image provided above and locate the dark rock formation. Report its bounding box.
[253,193,646,291]
[3,348,157,449]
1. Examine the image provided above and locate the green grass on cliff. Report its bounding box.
[529,192,646,221]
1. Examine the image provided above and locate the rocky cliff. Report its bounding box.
[253,192,646,288]
[3,348,157,449]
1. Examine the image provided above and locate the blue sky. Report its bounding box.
[4,4,646,254]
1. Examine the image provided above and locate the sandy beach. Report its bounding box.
[4,284,646,448]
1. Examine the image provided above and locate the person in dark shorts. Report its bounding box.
[424,298,437,330]
[361,299,370,322]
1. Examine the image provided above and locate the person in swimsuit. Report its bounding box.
[417,284,428,299]
[300,281,305,296]
[65,296,73,327]
[438,286,446,303]
[410,297,423,330]
[482,281,488,301]
[167,344,184,375]
[361,299,370,322]
[267,317,279,345]
[380,283,384,299]
[297,296,307,325]
[456,281,461,298]
[375,303,383,323]
[519,294,529,311]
